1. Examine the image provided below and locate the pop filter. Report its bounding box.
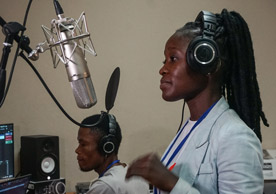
[72,67,120,127]
[105,67,120,112]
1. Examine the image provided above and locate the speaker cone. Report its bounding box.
[41,156,56,174]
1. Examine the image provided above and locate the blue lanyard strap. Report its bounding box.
[99,159,120,178]
[161,100,218,168]
[160,120,189,164]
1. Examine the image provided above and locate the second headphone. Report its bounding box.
[186,10,220,75]
[98,114,118,155]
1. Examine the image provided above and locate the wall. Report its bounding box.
[0,0,275,192]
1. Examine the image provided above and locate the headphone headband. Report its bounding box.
[196,11,218,38]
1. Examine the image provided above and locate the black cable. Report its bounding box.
[19,51,104,128]
[177,100,185,133]
[22,0,32,27]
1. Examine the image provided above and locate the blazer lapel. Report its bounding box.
[172,97,229,185]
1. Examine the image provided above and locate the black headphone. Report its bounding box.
[98,114,118,155]
[186,11,220,75]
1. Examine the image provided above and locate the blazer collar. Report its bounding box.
[171,97,230,185]
[190,97,229,148]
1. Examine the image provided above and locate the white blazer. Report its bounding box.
[165,97,263,194]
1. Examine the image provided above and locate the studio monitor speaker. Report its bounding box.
[20,135,60,181]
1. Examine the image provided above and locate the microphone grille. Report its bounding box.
[71,77,97,108]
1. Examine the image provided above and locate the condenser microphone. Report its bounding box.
[49,0,97,108]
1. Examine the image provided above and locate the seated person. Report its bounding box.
[75,113,150,194]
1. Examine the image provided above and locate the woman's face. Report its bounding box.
[159,34,208,102]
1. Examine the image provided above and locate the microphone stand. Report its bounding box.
[0,0,33,108]
[0,28,14,101]
[0,22,27,105]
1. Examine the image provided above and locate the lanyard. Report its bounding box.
[161,120,189,166]
[99,159,120,178]
[161,101,218,167]
[155,101,218,194]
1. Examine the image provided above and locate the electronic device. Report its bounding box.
[28,178,65,194]
[0,123,14,180]
[0,174,31,193]
[263,149,276,180]
[21,135,60,181]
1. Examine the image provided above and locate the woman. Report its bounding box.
[126,9,269,193]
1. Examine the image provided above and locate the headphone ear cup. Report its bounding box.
[98,114,118,155]
[98,134,116,155]
[186,36,219,75]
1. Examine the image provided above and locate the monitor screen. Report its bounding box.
[0,174,31,194]
[0,123,14,180]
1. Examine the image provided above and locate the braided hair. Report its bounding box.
[176,9,269,141]
[219,9,269,141]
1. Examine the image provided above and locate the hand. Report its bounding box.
[125,152,178,192]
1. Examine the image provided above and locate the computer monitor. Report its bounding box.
[0,174,31,194]
[0,123,14,180]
